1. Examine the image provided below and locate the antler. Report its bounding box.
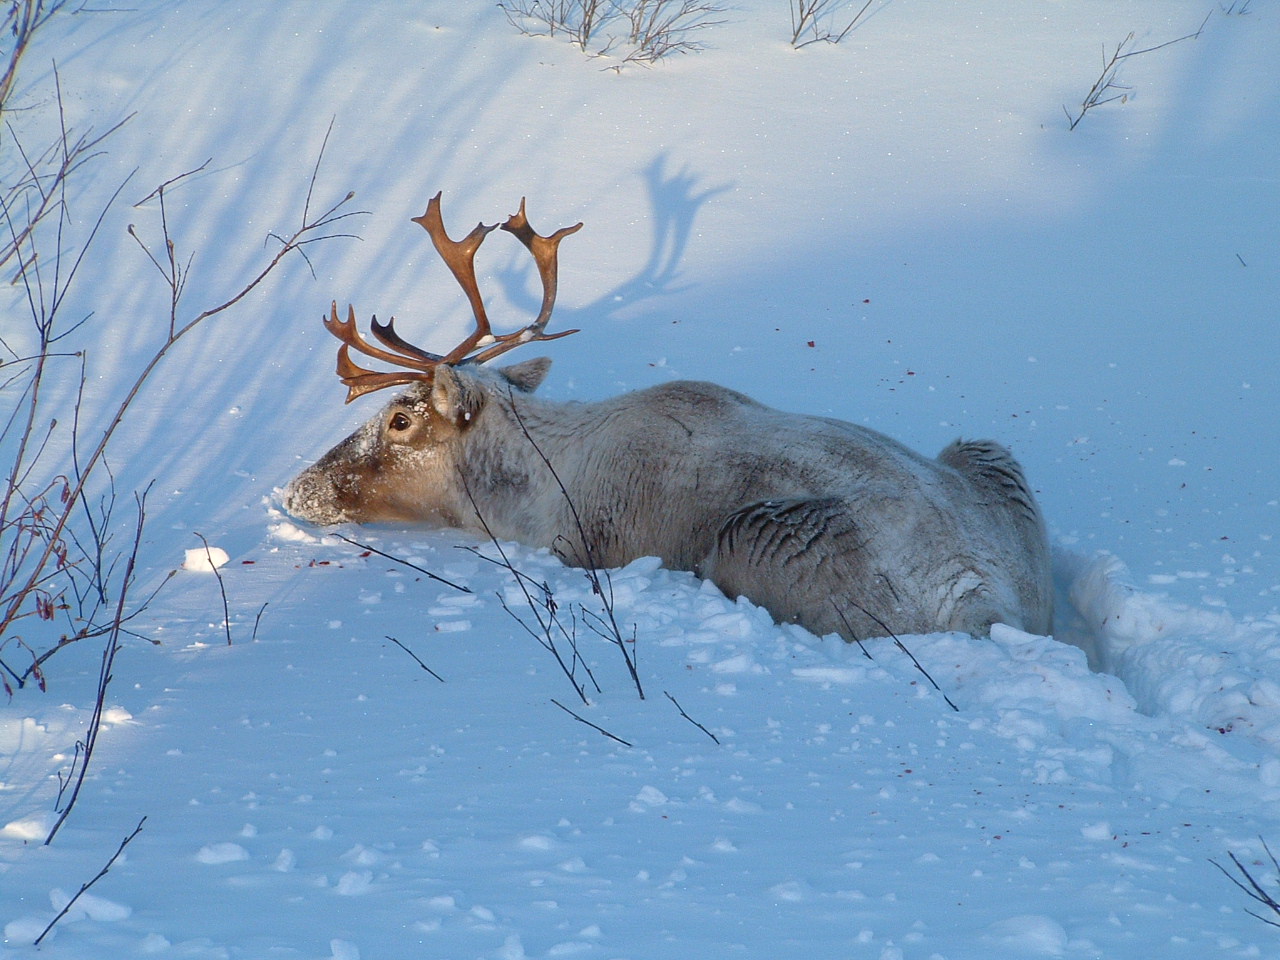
[324,193,583,403]
[475,198,584,364]
[323,303,445,402]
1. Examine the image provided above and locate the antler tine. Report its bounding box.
[411,192,501,365]
[501,197,583,333]
[467,198,583,365]
[324,302,438,403]
[324,302,443,369]
[369,315,448,365]
[335,352,432,403]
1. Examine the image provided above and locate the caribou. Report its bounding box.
[282,194,1053,641]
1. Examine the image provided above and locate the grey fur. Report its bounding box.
[283,358,1052,640]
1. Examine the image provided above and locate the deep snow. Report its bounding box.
[2,2,1279,958]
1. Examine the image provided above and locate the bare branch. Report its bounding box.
[193,532,231,645]
[3,67,358,690]
[44,488,147,844]
[1065,16,1208,130]
[551,697,631,747]
[331,532,470,593]
[790,0,878,49]
[460,477,594,705]
[664,690,720,744]
[386,635,445,683]
[835,599,959,712]
[1210,839,1280,928]
[34,815,146,945]
[500,0,727,65]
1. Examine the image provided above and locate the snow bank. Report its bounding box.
[1060,548,1280,758]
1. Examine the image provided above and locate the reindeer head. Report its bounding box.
[281,194,581,525]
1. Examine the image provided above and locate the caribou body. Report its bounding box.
[283,195,1053,641]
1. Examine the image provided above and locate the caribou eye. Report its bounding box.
[388,411,412,432]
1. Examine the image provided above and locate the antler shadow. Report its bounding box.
[496,153,732,326]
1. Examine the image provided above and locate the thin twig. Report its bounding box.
[1065,15,1209,130]
[3,123,360,683]
[664,690,719,744]
[194,532,231,645]
[838,600,959,712]
[491,581,599,699]
[386,635,445,683]
[791,0,877,48]
[506,394,644,699]
[34,815,146,945]
[251,601,268,642]
[45,490,148,844]
[331,533,470,593]
[459,479,592,704]
[1210,839,1280,928]
[551,698,631,747]
[831,601,875,661]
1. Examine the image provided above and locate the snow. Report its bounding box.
[2,1,1279,958]
[181,547,230,573]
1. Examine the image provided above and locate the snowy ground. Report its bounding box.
[2,1,1279,957]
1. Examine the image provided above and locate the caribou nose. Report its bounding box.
[281,468,348,525]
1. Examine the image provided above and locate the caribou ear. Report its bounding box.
[500,356,552,393]
[430,366,485,431]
